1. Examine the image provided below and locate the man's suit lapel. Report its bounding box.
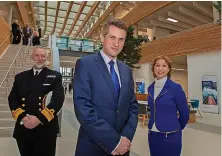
[95,53,117,101]
[117,61,125,107]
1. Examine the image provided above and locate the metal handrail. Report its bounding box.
[0,33,12,48]
[0,34,34,96]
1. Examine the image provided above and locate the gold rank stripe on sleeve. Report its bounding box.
[12,108,25,120]
[41,107,54,122]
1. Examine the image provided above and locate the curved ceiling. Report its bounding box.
[34,1,138,40]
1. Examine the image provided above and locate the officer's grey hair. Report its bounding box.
[32,46,48,57]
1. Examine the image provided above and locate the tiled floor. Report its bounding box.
[0,94,221,156]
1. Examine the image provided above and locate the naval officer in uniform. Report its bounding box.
[8,46,64,156]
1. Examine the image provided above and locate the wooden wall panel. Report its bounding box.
[0,16,11,56]
[140,23,221,63]
[121,1,173,26]
[16,1,30,26]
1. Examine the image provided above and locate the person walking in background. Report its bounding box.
[11,20,19,44]
[32,31,40,46]
[38,26,42,45]
[147,56,189,156]
[68,83,72,94]
[73,18,138,156]
[22,23,32,45]
[8,46,64,156]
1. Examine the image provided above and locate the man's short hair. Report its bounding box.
[102,18,128,37]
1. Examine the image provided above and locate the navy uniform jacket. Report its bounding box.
[8,67,64,139]
[147,78,189,132]
[73,53,139,155]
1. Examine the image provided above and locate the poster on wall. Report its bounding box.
[135,79,145,94]
[201,75,219,114]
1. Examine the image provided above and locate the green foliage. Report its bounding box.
[213,1,221,13]
[118,26,147,69]
[99,26,147,69]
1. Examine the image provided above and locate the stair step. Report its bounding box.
[0,111,12,118]
[0,87,11,93]
[0,119,15,127]
[0,98,8,104]
[0,127,14,137]
[0,104,10,111]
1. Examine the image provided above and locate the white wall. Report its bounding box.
[187,51,221,113]
[133,63,153,94]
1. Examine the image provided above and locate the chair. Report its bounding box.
[138,104,149,128]
[190,99,202,118]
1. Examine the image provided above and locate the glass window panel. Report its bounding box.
[48,1,58,9]
[87,1,94,6]
[58,10,66,17]
[65,25,71,29]
[67,19,73,25]
[47,27,52,31]
[38,8,45,14]
[82,6,91,14]
[47,16,55,22]
[76,21,83,26]
[34,1,45,7]
[47,22,54,27]
[57,18,64,23]
[69,12,76,18]
[60,2,69,10]
[74,26,79,31]
[71,5,80,12]
[79,14,86,20]
[47,9,56,16]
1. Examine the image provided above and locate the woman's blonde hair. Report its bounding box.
[151,56,172,78]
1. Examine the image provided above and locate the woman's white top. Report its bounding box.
[151,76,167,132]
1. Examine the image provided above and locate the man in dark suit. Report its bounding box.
[11,20,19,44]
[8,46,64,156]
[73,18,139,156]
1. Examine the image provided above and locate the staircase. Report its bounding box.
[0,44,34,137]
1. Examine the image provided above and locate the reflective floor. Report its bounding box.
[0,93,221,156]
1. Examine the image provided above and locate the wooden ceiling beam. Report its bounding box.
[121,1,174,26]
[168,11,203,26]
[74,1,100,37]
[158,16,193,29]
[16,2,30,26]
[150,20,186,31]
[35,5,88,16]
[58,1,74,37]
[193,2,213,18]
[28,1,37,30]
[67,1,87,36]
[179,5,213,24]
[85,2,120,37]
[42,1,48,36]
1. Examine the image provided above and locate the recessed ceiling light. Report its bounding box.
[167,18,178,23]
[29,12,32,14]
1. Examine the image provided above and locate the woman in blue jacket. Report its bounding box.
[147,56,189,156]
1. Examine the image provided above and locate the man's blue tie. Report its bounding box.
[109,60,120,99]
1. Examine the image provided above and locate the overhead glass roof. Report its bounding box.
[34,1,109,39]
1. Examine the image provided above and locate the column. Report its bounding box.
[48,35,51,48]
[7,5,13,25]
[147,27,155,41]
